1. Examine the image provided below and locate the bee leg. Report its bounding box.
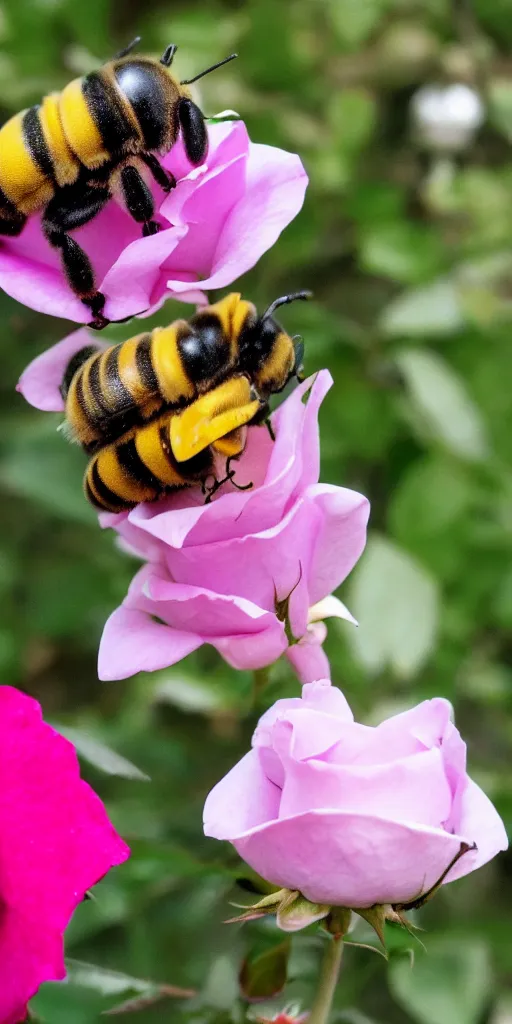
[42,184,111,329]
[264,417,276,442]
[178,98,208,164]
[119,165,160,237]
[203,457,253,503]
[139,153,176,193]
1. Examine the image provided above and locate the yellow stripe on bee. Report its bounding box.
[0,112,53,212]
[39,93,79,188]
[170,376,260,462]
[84,462,106,509]
[80,355,104,420]
[134,419,186,488]
[58,78,109,168]
[96,446,156,504]
[231,299,257,350]
[116,336,149,402]
[97,348,116,412]
[256,332,294,389]
[151,325,196,405]
[207,294,255,355]
[65,374,98,447]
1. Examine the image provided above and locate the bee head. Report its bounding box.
[238,291,311,399]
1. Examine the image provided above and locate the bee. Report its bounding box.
[60,289,309,511]
[84,376,261,513]
[62,290,309,453]
[0,38,237,329]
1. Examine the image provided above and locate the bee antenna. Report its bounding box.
[160,43,178,67]
[262,291,313,321]
[181,53,238,85]
[115,36,141,59]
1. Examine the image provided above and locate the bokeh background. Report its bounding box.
[1,0,511,1020]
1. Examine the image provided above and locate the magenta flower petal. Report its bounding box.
[204,686,507,907]
[0,907,64,1024]
[17,329,105,412]
[0,686,129,1019]
[0,122,307,323]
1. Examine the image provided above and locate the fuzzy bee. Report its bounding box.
[83,376,261,512]
[0,39,237,329]
[60,290,309,511]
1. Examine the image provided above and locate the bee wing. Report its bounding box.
[169,376,261,462]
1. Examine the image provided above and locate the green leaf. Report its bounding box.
[389,455,474,540]
[54,725,149,781]
[152,672,227,713]
[389,938,492,1024]
[326,0,385,48]
[488,79,512,142]
[380,279,464,336]
[396,349,489,461]
[348,534,439,678]
[239,940,291,1001]
[328,89,376,154]
[360,222,444,285]
[61,960,194,1006]
[64,960,157,996]
[203,955,240,1011]
[0,417,94,525]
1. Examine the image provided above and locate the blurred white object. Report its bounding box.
[411,83,485,151]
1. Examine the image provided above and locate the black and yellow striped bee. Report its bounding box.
[61,290,309,512]
[0,39,237,329]
[84,376,261,513]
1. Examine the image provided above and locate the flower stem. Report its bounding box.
[308,936,344,1024]
[252,666,270,706]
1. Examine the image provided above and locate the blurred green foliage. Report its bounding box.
[0,0,511,1020]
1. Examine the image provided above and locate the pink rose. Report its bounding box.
[0,686,129,1022]
[0,121,307,325]
[93,371,369,682]
[204,681,507,908]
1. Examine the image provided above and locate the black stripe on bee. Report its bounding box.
[22,106,55,181]
[90,460,136,511]
[61,345,99,399]
[116,436,161,490]
[135,334,159,391]
[114,61,170,151]
[74,371,92,424]
[0,183,20,218]
[83,72,138,154]
[85,476,103,510]
[88,354,111,415]
[103,346,136,412]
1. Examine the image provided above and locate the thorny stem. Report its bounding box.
[308,936,344,1024]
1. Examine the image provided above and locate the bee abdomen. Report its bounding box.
[61,345,100,400]
[83,413,215,513]
[0,110,54,214]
